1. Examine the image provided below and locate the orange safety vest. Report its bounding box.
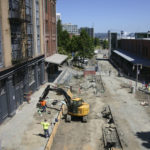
[40,100,46,106]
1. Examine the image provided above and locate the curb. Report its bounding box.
[45,105,64,150]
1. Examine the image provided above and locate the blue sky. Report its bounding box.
[56,0,150,33]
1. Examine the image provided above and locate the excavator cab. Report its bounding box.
[66,90,89,122]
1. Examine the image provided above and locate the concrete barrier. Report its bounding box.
[45,105,65,150]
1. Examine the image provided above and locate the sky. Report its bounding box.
[56,0,150,33]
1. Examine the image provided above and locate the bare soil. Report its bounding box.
[51,76,105,150]
[51,59,150,150]
[1,55,150,150]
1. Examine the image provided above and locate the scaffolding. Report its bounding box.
[9,0,33,64]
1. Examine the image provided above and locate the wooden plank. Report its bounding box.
[45,105,65,150]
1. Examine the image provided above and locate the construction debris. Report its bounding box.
[102,105,122,150]
[102,126,122,150]
[120,83,131,89]
[140,101,149,106]
[101,105,114,124]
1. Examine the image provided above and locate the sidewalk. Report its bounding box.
[0,84,47,150]
[0,68,67,150]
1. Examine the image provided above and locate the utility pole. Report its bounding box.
[108,30,111,58]
[133,64,142,90]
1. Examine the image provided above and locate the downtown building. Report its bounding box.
[63,23,79,35]
[43,0,67,82]
[135,31,150,39]
[0,0,58,123]
[79,27,94,38]
[110,33,150,82]
[56,13,61,22]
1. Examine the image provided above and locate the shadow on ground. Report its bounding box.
[48,71,62,82]
[136,131,150,148]
[33,133,46,138]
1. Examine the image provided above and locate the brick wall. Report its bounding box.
[118,39,150,59]
[84,71,96,77]
[44,0,56,57]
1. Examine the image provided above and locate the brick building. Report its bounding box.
[43,0,67,82]
[44,0,56,57]
[111,39,150,82]
[0,0,45,123]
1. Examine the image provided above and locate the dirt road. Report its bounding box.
[51,59,150,150]
[51,77,105,150]
[101,60,150,150]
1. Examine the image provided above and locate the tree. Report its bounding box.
[102,40,108,49]
[69,35,80,54]
[57,22,94,60]
[57,19,63,47]
[61,30,70,51]
[57,20,71,53]
[94,37,100,47]
[78,29,94,59]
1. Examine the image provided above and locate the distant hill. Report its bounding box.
[95,33,108,40]
[95,32,135,39]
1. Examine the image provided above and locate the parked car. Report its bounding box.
[83,58,88,64]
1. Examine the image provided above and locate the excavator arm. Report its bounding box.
[39,85,72,106]
[39,85,51,101]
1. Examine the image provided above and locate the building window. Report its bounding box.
[45,0,47,13]
[46,40,49,53]
[46,20,48,33]
[35,0,41,55]
[51,4,55,17]
[0,80,6,96]
[28,66,35,85]
[37,39,40,54]
[0,18,3,67]
[9,0,33,62]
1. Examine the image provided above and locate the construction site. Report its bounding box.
[0,50,150,150]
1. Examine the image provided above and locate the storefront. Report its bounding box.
[0,55,45,123]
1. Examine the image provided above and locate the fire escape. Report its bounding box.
[9,0,33,64]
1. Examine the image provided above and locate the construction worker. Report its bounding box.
[41,119,50,138]
[40,100,47,112]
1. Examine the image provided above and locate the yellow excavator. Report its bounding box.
[39,85,89,122]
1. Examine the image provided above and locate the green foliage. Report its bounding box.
[77,29,94,59]
[57,23,94,59]
[68,35,80,53]
[58,47,71,58]
[57,20,63,47]
[94,37,100,47]
[102,40,109,49]
[61,30,70,51]
[57,20,71,52]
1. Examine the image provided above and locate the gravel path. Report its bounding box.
[101,60,150,150]
[51,77,105,150]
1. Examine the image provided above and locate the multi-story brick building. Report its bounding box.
[0,0,45,123]
[43,0,56,57]
[111,39,150,82]
[43,0,67,81]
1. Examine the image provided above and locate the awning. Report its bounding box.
[113,49,150,67]
[45,54,68,65]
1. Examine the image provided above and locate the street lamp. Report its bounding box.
[132,64,142,90]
